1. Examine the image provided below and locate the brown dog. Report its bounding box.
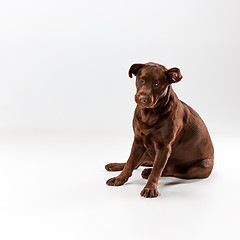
[105,62,214,198]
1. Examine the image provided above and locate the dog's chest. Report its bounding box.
[135,109,169,150]
[136,110,160,135]
[137,120,154,135]
[135,121,155,153]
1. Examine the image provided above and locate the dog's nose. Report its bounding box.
[139,95,149,103]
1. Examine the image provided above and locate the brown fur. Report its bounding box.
[105,62,214,198]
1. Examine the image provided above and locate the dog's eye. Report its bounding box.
[141,79,145,83]
[154,83,159,87]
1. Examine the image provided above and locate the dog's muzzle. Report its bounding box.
[138,95,149,104]
[135,92,152,106]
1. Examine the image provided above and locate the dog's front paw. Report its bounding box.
[106,176,127,186]
[140,187,159,198]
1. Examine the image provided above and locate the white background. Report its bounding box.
[0,1,240,239]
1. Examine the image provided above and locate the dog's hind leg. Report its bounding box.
[105,150,153,172]
[149,158,213,179]
[170,158,214,179]
[142,158,214,179]
[106,140,146,186]
[141,168,152,179]
[139,151,154,179]
[141,163,153,167]
[105,163,125,171]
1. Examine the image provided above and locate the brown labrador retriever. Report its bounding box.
[105,62,214,198]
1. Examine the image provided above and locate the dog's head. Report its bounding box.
[129,62,182,108]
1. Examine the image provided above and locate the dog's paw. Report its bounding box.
[140,187,159,198]
[106,176,127,186]
[141,168,152,179]
[105,163,125,171]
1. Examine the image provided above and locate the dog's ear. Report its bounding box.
[128,64,144,78]
[166,67,182,83]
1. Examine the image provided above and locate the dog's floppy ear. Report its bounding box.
[128,64,144,78]
[166,67,182,83]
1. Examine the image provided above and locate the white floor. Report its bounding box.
[0,130,239,240]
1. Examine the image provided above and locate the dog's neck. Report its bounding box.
[138,86,173,124]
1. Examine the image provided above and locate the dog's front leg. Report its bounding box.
[106,138,145,186]
[141,144,172,198]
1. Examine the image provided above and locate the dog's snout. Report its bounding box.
[139,95,149,103]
